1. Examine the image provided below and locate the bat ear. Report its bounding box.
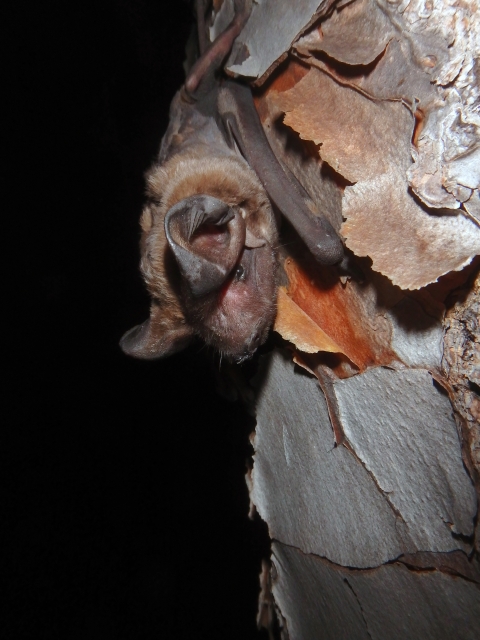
[165,195,245,297]
[120,304,193,360]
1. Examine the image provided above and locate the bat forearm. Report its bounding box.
[218,81,344,265]
[122,0,344,363]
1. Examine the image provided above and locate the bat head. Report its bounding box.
[120,155,278,363]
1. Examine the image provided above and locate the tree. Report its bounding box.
[214,0,480,636]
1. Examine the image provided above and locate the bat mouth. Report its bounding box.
[179,233,277,362]
[204,243,277,362]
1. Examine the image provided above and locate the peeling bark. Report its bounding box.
[204,0,480,637]
[272,542,480,640]
[443,270,480,478]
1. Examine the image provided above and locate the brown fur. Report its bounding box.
[121,3,286,361]
[139,150,277,330]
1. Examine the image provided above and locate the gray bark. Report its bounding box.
[210,0,480,636]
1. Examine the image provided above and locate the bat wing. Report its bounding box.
[217,81,344,266]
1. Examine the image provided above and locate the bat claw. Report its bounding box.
[336,255,365,282]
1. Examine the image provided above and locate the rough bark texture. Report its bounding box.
[209,0,480,637]
[443,271,480,475]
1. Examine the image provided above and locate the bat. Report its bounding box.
[120,0,344,364]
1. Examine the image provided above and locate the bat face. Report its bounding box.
[165,191,278,362]
[120,152,278,362]
[120,2,343,364]
[182,242,277,362]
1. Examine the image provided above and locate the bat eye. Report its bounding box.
[233,264,245,282]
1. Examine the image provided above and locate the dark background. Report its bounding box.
[6,1,270,637]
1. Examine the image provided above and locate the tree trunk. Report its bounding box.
[210,0,480,637]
